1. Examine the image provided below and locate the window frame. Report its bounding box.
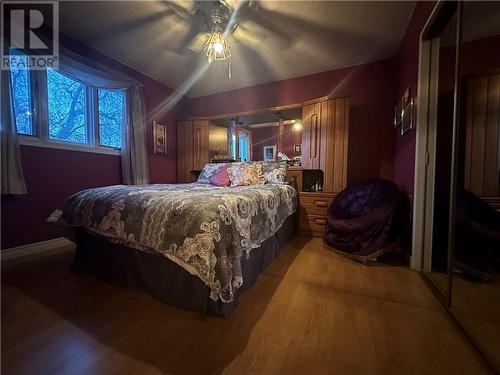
[14,68,125,156]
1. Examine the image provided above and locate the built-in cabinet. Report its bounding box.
[178,96,350,191]
[178,120,231,182]
[177,120,209,182]
[302,97,349,193]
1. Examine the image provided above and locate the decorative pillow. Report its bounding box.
[197,163,227,183]
[227,163,265,186]
[258,161,289,184]
[208,164,231,187]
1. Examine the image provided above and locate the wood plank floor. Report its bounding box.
[1,236,491,375]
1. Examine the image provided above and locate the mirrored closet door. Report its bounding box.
[419,2,500,372]
[451,1,500,370]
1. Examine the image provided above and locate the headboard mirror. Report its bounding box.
[211,106,303,164]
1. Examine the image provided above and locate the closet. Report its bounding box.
[416,2,500,372]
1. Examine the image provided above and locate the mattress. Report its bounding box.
[48,182,298,303]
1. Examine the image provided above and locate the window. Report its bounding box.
[230,129,251,161]
[9,55,34,136]
[9,65,126,154]
[98,89,124,149]
[47,69,88,144]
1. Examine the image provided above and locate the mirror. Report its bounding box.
[451,1,500,371]
[211,107,303,164]
[424,7,459,298]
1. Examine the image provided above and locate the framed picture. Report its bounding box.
[153,120,167,155]
[401,97,414,135]
[263,145,276,161]
[394,99,403,128]
[293,144,301,155]
[395,86,414,134]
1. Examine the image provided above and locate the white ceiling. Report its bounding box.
[59,1,416,98]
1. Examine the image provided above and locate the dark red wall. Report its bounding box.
[393,2,436,197]
[282,126,302,158]
[189,58,398,185]
[1,33,185,249]
[249,126,278,161]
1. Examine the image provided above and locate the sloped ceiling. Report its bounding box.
[59,1,415,97]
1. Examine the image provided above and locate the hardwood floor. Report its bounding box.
[1,236,491,375]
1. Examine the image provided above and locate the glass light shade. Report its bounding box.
[204,32,231,62]
[292,122,303,132]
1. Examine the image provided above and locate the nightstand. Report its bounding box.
[298,191,336,237]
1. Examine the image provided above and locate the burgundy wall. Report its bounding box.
[393,2,436,197]
[249,127,278,161]
[283,126,302,159]
[1,33,185,249]
[189,58,398,185]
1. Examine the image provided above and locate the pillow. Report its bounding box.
[258,161,289,184]
[208,164,231,187]
[227,162,265,186]
[197,163,227,183]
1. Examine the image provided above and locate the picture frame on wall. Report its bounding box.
[394,86,414,134]
[394,99,403,128]
[263,145,277,161]
[293,144,301,155]
[153,120,167,155]
[401,97,414,135]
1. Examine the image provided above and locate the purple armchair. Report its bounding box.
[325,179,403,262]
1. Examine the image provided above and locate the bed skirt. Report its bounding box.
[71,213,296,317]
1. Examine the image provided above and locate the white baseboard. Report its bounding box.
[1,237,75,262]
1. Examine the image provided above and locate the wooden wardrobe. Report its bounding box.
[177,120,229,182]
[177,120,209,182]
[301,97,349,193]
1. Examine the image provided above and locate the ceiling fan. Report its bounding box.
[165,0,293,61]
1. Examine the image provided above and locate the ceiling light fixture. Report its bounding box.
[204,31,231,62]
[203,1,232,79]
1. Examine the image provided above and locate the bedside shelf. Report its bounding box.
[298,191,336,237]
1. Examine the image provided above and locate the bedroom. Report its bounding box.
[1,0,499,373]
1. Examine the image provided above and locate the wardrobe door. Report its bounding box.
[177,121,193,183]
[301,102,322,169]
[322,98,349,193]
[192,120,209,170]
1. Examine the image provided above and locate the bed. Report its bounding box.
[48,181,298,316]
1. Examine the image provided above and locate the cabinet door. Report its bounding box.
[192,120,209,170]
[301,102,322,169]
[177,121,193,183]
[322,98,349,193]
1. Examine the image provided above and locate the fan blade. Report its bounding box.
[165,0,196,20]
[232,23,266,46]
[237,2,294,48]
[187,32,210,52]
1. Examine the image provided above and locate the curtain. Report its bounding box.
[1,69,27,195]
[122,86,149,184]
[58,48,149,184]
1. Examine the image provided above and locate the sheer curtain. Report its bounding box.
[1,69,27,195]
[58,48,149,184]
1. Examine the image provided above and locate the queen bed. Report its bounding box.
[48,164,297,317]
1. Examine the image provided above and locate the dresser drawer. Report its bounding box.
[299,214,328,237]
[299,193,336,216]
